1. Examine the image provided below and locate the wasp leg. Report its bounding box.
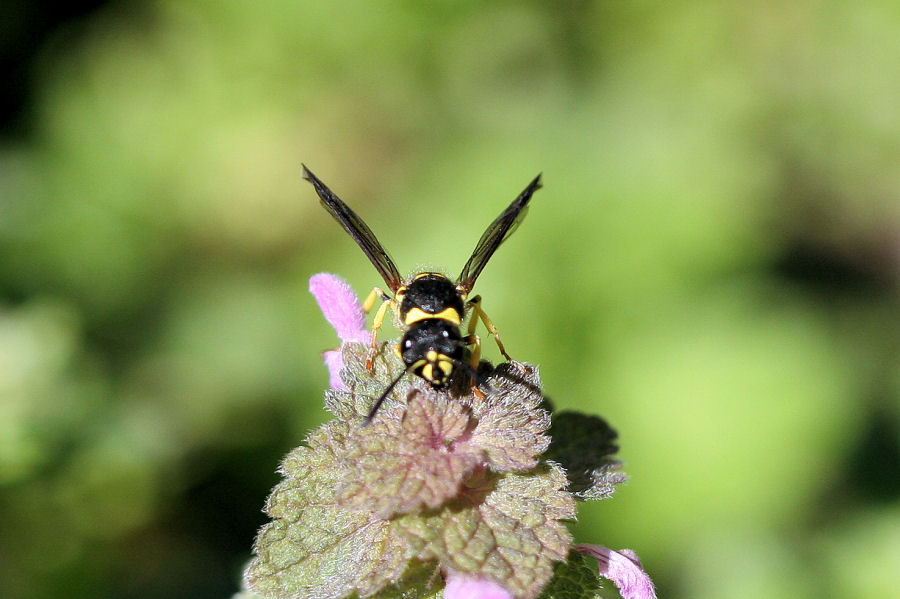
[463,333,482,369]
[362,287,393,370]
[463,333,487,399]
[466,295,511,361]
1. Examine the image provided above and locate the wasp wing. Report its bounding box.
[456,173,542,294]
[302,165,403,292]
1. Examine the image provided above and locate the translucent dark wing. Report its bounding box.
[302,165,403,292]
[457,174,542,294]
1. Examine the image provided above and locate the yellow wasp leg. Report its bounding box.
[464,333,482,370]
[362,287,394,370]
[362,287,387,313]
[466,295,512,361]
[462,333,487,399]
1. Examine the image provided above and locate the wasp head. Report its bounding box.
[400,319,464,387]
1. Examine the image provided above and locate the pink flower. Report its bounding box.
[576,545,657,599]
[444,571,514,599]
[309,273,370,390]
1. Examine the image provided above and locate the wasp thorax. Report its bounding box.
[401,319,464,386]
[399,274,465,325]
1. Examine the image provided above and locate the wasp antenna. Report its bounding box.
[363,366,411,425]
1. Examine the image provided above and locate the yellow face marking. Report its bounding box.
[421,363,434,381]
[404,306,462,326]
[426,350,438,362]
[437,360,453,378]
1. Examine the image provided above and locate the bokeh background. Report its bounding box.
[2,2,899,598]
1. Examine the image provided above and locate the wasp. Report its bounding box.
[302,165,541,422]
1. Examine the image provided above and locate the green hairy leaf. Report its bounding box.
[537,551,604,599]
[545,412,626,500]
[246,422,410,599]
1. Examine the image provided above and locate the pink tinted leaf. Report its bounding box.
[337,391,482,517]
[466,362,551,472]
[397,463,575,599]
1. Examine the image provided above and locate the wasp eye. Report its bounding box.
[404,339,413,347]
[442,330,449,337]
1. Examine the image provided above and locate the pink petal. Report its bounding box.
[444,571,514,599]
[309,273,369,343]
[322,349,346,391]
[576,545,657,599]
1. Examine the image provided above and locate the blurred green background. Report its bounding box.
[2,1,899,598]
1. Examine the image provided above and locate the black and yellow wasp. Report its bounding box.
[302,165,541,421]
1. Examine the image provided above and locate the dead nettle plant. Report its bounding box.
[242,274,656,599]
